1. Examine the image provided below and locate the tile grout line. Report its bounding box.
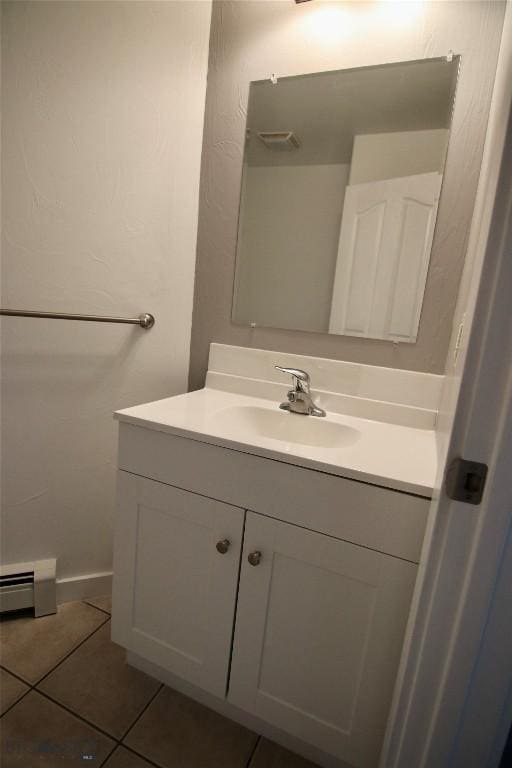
[245,735,262,768]
[3,604,268,768]
[110,743,167,768]
[0,663,34,718]
[35,688,122,743]
[1,612,110,720]
[4,673,166,765]
[3,680,259,768]
[34,639,164,748]
[97,742,119,768]
[2,603,167,768]
[31,691,170,767]
[119,682,165,743]
[0,683,33,719]
[2,603,110,685]
[96,684,167,767]
[3,668,264,768]
[2,607,167,765]
[34,614,111,688]
[0,664,32,687]
[83,600,112,617]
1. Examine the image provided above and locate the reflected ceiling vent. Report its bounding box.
[257,131,301,151]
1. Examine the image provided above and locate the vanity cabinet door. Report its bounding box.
[228,512,417,768]
[112,472,244,698]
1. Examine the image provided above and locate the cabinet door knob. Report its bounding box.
[248,550,262,566]
[216,539,230,554]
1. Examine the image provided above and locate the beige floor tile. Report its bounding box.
[84,595,112,614]
[250,739,320,768]
[103,745,155,768]
[0,602,107,684]
[124,685,258,768]
[0,668,30,715]
[0,690,115,766]
[38,622,161,738]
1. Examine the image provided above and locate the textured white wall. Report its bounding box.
[0,1,211,579]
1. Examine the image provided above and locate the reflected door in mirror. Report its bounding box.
[329,171,442,342]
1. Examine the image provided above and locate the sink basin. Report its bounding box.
[208,405,360,449]
[115,385,437,495]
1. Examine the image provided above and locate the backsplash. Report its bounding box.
[206,344,443,430]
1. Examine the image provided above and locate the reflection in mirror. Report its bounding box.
[232,57,459,343]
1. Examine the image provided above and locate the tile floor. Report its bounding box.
[0,597,319,768]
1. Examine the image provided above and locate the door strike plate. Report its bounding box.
[445,457,488,505]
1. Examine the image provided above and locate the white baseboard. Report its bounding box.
[56,571,112,604]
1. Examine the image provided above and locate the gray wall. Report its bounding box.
[233,162,350,332]
[189,0,505,390]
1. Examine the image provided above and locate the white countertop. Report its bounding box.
[115,387,437,497]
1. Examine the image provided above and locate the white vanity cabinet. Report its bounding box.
[229,512,417,768]
[112,423,430,768]
[112,473,244,698]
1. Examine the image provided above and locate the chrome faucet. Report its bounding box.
[275,366,326,417]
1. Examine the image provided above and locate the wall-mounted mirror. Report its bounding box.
[232,57,459,343]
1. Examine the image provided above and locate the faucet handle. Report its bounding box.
[275,365,310,390]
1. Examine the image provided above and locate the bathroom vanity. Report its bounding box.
[112,345,440,768]
[110,57,457,765]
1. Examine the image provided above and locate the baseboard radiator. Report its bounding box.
[0,559,57,617]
